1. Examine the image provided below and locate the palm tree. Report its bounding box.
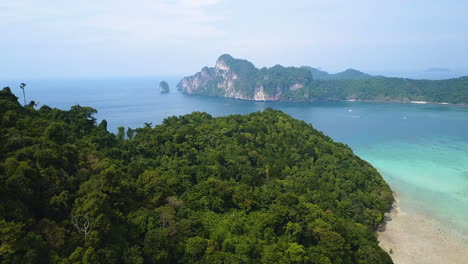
[20,83,26,105]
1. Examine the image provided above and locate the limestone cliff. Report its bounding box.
[159,81,170,93]
[176,54,312,101]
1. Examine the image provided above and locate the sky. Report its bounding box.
[1,0,468,79]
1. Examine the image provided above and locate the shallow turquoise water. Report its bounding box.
[3,78,468,235]
[358,137,468,234]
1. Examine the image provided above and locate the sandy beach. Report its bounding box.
[378,196,468,264]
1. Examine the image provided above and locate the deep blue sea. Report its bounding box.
[2,77,468,236]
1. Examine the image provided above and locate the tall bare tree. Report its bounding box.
[20,83,26,105]
[72,213,92,241]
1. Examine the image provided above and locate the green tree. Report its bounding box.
[0,88,394,263]
[117,126,125,140]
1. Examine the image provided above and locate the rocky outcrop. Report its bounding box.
[176,54,311,101]
[176,67,214,93]
[159,81,170,93]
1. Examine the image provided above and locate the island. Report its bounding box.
[159,80,170,93]
[177,54,468,104]
[0,86,394,263]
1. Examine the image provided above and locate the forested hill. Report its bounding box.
[0,86,394,264]
[177,54,468,104]
[303,67,373,80]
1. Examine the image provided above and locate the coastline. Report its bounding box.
[180,92,468,107]
[377,194,468,264]
[343,99,467,107]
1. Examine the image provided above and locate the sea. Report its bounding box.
[2,77,468,237]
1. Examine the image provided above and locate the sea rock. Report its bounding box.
[159,81,170,93]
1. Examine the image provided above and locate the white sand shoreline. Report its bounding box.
[377,195,468,264]
[342,99,465,107]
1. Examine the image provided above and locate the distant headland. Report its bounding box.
[177,54,468,104]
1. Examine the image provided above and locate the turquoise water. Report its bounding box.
[361,138,468,234]
[3,78,468,235]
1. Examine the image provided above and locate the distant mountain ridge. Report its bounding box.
[304,67,373,80]
[177,54,468,104]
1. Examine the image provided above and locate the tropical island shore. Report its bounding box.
[378,195,468,264]
[177,54,468,105]
[343,99,466,107]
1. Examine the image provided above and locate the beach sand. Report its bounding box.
[378,197,468,264]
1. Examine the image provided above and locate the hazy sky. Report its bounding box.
[1,0,468,78]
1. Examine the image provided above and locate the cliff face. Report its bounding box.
[177,67,215,94]
[177,54,311,101]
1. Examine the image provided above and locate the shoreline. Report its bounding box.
[377,195,468,264]
[342,99,467,107]
[181,92,468,107]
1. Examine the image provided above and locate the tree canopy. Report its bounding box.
[0,87,393,263]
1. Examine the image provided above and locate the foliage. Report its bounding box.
[309,76,468,104]
[0,87,394,263]
[303,67,372,80]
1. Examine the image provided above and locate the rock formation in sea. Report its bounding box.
[159,81,170,93]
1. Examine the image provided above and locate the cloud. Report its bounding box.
[0,0,225,43]
[86,1,225,43]
[1,0,467,78]
[0,1,61,26]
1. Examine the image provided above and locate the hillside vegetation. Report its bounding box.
[0,87,393,264]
